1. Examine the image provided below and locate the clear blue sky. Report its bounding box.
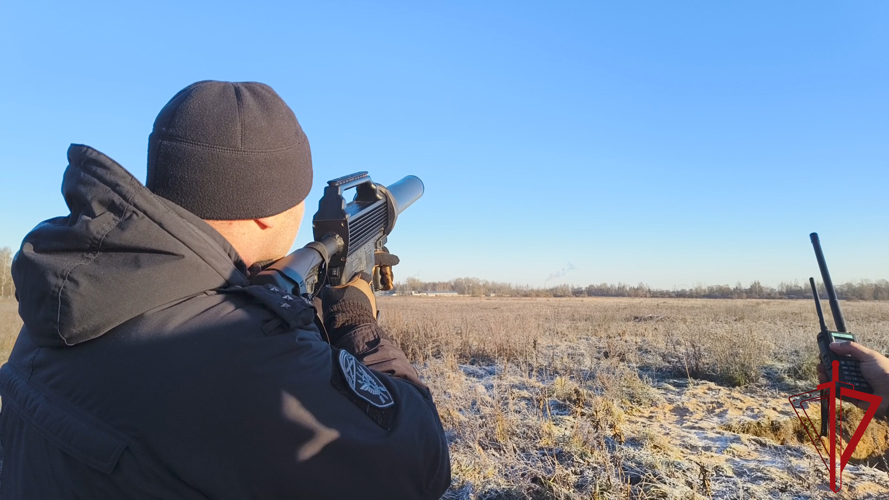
[1,1,886,289]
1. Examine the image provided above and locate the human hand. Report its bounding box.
[817,341,889,417]
[374,247,399,292]
[317,272,377,344]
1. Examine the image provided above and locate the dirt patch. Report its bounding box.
[725,404,889,467]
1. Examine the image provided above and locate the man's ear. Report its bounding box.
[254,216,277,230]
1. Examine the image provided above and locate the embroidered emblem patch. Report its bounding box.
[338,350,394,408]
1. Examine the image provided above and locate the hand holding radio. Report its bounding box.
[817,342,889,417]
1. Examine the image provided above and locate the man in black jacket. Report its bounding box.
[0,81,451,499]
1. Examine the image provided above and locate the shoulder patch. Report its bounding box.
[338,350,394,408]
[330,349,397,430]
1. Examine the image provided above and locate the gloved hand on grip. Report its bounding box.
[374,246,400,291]
[318,270,427,391]
[318,272,378,345]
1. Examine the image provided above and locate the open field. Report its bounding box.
[378,296,889,499]
[3,297,889,498]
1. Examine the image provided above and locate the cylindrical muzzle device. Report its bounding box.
[376,175,424,235]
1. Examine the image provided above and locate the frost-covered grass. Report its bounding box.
[379,296,889,499]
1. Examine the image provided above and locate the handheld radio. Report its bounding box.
[810,233,873,397]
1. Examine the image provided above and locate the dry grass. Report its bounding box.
[0,299,20,364]
[380,297,889,387]
[379,296,889,499]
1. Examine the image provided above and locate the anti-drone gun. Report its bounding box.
[252,172,424,296]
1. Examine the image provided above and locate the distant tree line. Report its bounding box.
[0,250,885,301]
[392,277,889,301]
[0,247,14,299]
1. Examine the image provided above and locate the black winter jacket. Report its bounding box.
[0,145,450,499]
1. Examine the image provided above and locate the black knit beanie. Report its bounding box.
[147,80,312,220]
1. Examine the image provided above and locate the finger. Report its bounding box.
[817,373,827,384]
[374,252,400,267]
[380,266,394,291]
[816,363,825,374]
[830,341,878,361]
[373,266,382,290]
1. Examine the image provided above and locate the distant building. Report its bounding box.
[408,291,460,297]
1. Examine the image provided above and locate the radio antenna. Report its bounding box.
[809,277,828,332]
[810,233,847,332]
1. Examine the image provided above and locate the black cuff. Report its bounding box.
[332,323,386,359]
[325,300,377,346]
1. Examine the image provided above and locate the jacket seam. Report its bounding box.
[52,177,116,314]
[55,185,136,346]
[25,346,41,382]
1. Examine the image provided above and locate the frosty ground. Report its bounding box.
[379,296,889,499]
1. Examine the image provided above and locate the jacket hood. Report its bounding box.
[13,145,251,347]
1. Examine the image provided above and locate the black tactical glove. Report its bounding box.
[318,272,426,390]
[373,247,399,292]
[318,272,378,345]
